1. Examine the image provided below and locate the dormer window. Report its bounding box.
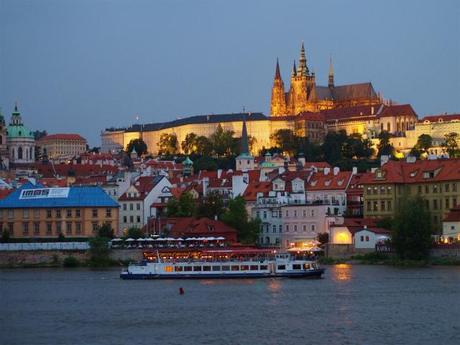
[325,180,331,187]
[423,171,435,179]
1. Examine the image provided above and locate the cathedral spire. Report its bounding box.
[328,56,334,88]
[297,42,309,76]
[274,58,281,80]
[291,60,297,77]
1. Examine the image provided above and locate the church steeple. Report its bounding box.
[291,60,297,77]
[297,42,309,76]
[328,56,334,88]
[240,114,249,155]
[270,59,287,116]
[10,102,23,126]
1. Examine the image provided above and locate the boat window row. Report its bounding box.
[166,264,270,272]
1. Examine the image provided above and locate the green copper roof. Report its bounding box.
[260,161,276,168]
[183,156,193,165]
[7,125,34,139]
[236,152,253,159]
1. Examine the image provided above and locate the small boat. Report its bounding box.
[120,248,325,280]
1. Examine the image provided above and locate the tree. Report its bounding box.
[377,131,394,158]
[342,133,373,160]
[443,132,460,158]
[197,191,225,219]
[221,196,261,244]
[194,156,218,171]
[1,229,10,243]
[317,232,329,245]
[181,133,198,155]
[209,124,235,157]
[97,223,114,239]
[88,237,111,267]
[125,227,144,239]
[127,138,148,157]
[415,134,433,154]
[157,133,178,156]
[322,130,347,165]
[166,192,196,217]
[270,129,299,155]
[392,196,433,260]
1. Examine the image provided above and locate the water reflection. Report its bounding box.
[333,264,352,282]
[267,278,282,293]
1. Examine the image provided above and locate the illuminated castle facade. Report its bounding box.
[271,43,381,116]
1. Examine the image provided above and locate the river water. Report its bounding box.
[1,265,459,345]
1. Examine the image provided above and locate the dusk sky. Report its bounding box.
[1,0,459,146]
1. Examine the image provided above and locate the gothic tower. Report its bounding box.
[328,57,334,88]
[270,59,287,116]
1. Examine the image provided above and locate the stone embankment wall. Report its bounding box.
[109,249,144,262]
[0,250,89,268]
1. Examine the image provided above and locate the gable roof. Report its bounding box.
[307,171,353,191]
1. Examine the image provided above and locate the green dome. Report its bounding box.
[7,125,34,139]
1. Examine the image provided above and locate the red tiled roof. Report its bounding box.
[378,104,417,119]
[40,134,86,141]
[168,217,238,242]
[322,105,380,121]
[0,189,13,200]
[297,112,326,122]
[307,171,353,191]
[35,163,118,178]
[118,176,158,201]
[443,205,460,222]
[243,181,272,201]
[360,159,460,185]
[38,178,68,187]
[420,113,460,123]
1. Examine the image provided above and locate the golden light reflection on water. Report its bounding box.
[268,278,282,293]
[333,264,352,281]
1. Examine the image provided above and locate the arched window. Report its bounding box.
[18,147,23,160]
[25,148,29,160]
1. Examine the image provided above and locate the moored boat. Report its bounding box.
[120,248,325,279]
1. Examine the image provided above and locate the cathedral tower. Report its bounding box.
[328,57,334,88]
[270,59,287,116]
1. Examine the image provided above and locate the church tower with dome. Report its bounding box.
[6,104,35,164]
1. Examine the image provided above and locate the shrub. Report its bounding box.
[63,256,80,268]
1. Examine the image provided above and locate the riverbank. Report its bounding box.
[319,252,460,267]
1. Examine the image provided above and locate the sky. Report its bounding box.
[1,0,459,146]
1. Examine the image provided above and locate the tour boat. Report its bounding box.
[120,248,325,279]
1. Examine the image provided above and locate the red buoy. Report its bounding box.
[179,287,184,295]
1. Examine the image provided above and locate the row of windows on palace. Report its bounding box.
[122,203,142,211]
[365,183,459,195]
[261,223,317,234]
[0,208,114,219]
[122,215,142,224]
[1,221,114,236]
[366,197,458,212]
[256,209,318,219]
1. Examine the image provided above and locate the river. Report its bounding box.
[1,265,459,345]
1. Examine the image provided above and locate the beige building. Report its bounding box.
[0,185,119,238]
[39,134,87,160]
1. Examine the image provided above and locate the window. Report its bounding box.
[425,185,429,194]
[106,209,112,218]
[164,266,174,273]
[367,201,371,211]
[433,199,438,210]
[212,266,221,271]
[260,265,268,270]
[92,222,98,233]
[184,266,192,272]
[294,225,297,232]
[381,201,386,211]
[123,204,127,211]
[174,266,183,272]
[373,201,378,212]
[279,225,282,233]
[360,235,364,241]
[418,185,422,194]
[56,222,62,234]
[136,216,141,223]
[66,222,72,235]
[445,184,450,192]
[136,203,141,210]
[272,225,276,233]
[285,225,289,232]
[388,201,392,211]
[22,222,29,235]
[311,224,316,231]
[46,209,52,218]
[293,264,301,270]
[130,216,134,223]
[46,222,52,235]
[231,265,240,271]
[33,222,40,235]
[129,204,133,211]
[92,209,98,218]
[263,211,267,219]
[294,210,297,217]
[277,265,286,270]
[446,198,450,209]
[433,185,438,193]
[453,183,457,192]
[123,216,127,223]
[56,209,61,218]
[454,198,458,207]
[303,210,306,217]
[76,209,81,218]
[23,209,29,219]
[203,266,211,271]
[240,265,249,271]
[285,210,289,217]
[76,222,82,235]
[365,236,369,242]
[303,225,307,232]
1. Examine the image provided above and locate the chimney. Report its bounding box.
[202,177,209,196]
[352,167,358,175]
[333,167,340,176]
[324,167,330,175]
[371,106,374,115]
[406,156,416,163]
[217,169,222,179]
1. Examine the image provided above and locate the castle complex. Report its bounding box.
[101,44,421,156]
[271,43,381,115]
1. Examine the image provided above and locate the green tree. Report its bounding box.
[158,133,178,156]
[195,136,212,156]
[197,191,225,219]
[415,134,433,154]
[194,156,218,171]
[270,129,300,155]
[377,131,394,158]
[298,138,323,161]
[392,196,433,260]
[443,132,460,158]
[126,138,148,157]
[1,229,10,243]
[126,227,144,239]
[88,237,112,267]
[342,133,373,160]
[322,130,348,164]
[97,223,114,239]
[181,133,198,155]
[166,192,196,217]
[210,124,235,157]
[221,196,261,244]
